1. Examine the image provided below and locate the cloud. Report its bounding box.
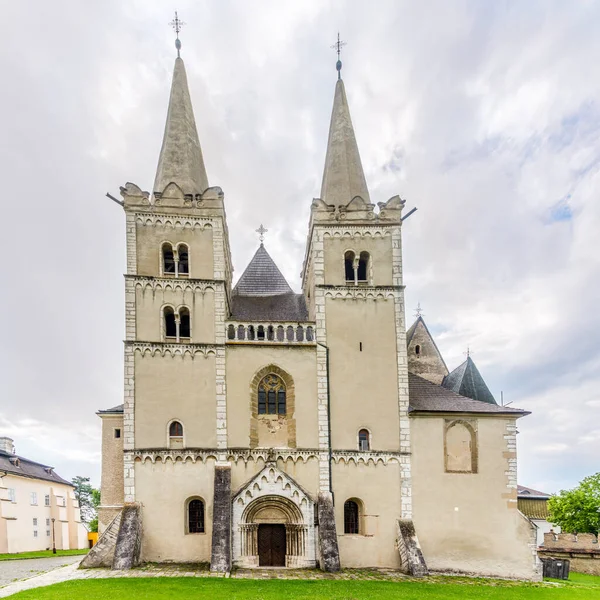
[0,0,598,492]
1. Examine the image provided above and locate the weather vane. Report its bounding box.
[169,11,186,58]
[330,32,347,80]
[414,302,424,318]
[256,224,268,244]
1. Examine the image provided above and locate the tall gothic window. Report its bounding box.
[344,500,360,534]
[187,498,205,533]
[162,243,176,274]
[257,374,286,415]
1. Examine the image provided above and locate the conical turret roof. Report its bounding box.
[153,57,208,196]
[442,356,497,405]
[320,78,370,206]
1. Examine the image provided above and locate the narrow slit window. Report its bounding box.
[268,390,276,414]
[415,344,421,356]
[258,389,267,414]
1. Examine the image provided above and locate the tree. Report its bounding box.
[72,476,100,528]
[548,472,600,534]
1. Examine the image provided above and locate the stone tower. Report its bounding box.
[302,75,413,532]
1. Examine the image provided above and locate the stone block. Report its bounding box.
[210,465,232,572]
[396,519,428,577]
[317,492,340,572]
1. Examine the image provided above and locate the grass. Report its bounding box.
[0,549,88,561]
[7,575,600,599]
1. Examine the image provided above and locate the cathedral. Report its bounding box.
[95,38,540,579]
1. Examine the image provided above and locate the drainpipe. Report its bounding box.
[316,342,333,500]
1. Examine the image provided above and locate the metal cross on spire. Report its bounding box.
[330,32,347,80]
[169,11,186,57]
[414,302,424,318]
[464,347,473,359]
[256,224,268,245]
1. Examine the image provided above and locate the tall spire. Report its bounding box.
[153,57,209,196]
[320,77,370,206]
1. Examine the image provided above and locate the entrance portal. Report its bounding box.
[258,524,286,566]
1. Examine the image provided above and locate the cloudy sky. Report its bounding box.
[1,1,598,494]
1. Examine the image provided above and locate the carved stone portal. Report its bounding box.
[232,466,316,568]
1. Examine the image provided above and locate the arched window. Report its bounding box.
[186,498,205,534]
[357,251,370,282]
[164,307,176,338]
[169,420,184,449]
[227,324,235,340]
[257,374,286,415]
[445,420,477,473]
[344,251,355,283]
[358,429,370,451]
[415,344,421,356]
[169,421,183,437]
[344,500,360,534]
[179,307,191,339]
[162,243,175,275]
[177,244,189,275]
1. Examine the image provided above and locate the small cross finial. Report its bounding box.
[414,302,424,318]
[464,347,473,359]
[330,32,347,80]
[256,224,268,244]
[169,11,186,57]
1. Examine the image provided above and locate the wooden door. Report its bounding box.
[258,524,286,566]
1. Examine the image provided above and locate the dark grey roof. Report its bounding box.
[230,293,308,322]
[230,244,309,322]
[234,244,293,297]
[518,485,551,499]
[442,356,497,404]
[98,404,124,414]
[0,450,73,486]
[409,374,529,415]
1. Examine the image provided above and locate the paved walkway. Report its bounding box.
[0,562,409,597]
[0,555,82,592]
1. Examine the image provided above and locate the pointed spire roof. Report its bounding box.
[320,79,370,206]
[234,245,293,297]
[442,357,497,405]
[153,57,208,196]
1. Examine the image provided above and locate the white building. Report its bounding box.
[0,437,88,553]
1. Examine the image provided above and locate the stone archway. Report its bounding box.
[232,466,316,568]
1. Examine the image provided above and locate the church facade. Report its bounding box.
[97,50,540,579]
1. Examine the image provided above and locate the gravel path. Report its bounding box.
[0,555,82,588]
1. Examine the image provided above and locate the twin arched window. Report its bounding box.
[344,251,370,285]
[186,498,205,534]
[257,374,286,415]
[344,499,362,534]
[163,306,191,341]
[161,242,189,277]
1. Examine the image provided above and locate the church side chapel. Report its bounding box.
[93,21,541,579]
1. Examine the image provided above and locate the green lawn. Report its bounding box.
[7,576,600,599]
[0,549,88,561]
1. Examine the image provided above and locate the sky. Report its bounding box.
[0,0,598,494]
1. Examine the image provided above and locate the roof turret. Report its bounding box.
[442,356,497,405]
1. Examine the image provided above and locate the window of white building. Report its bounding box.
[8,488,16,503]
[46,518,50,526]
[33,530,38,538]
[30,492,37,505]
[45,494,50,506]
[33,518,38,526]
